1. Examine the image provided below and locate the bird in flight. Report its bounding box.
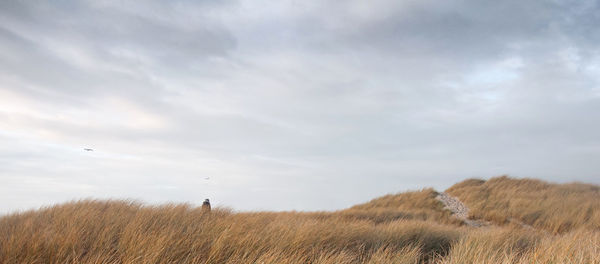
[83,148,94,151]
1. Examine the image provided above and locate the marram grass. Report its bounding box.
[1,176,598,263]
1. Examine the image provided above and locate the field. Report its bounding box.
[1,176,599,263]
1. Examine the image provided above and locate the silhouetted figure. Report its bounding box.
[202,198,211,212]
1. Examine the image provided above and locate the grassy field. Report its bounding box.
[1,176,598,263]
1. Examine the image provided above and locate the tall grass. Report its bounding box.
[0,200,461,263]
[439,228,600,264]
[1,177,598,263]
[446,176,600,233]
[347,188,461,225]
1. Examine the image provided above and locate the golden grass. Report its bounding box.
[447,176,600,233]
[347,188,461,226]
[0,200,459,263]
[438,228,600,264]
[1,177,598,263]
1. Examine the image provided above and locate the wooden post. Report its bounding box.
[202,198,211,213]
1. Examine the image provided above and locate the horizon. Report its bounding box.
[2,175,598,215]
[1,0,600,214]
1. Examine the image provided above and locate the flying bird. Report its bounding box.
[83,148,94,151]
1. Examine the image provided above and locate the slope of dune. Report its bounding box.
[446,176,600,233]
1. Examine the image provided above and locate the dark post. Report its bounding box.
[202,198,211,213]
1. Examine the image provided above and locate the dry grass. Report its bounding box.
[0,200,459,263]
[446,176,600,233]
[1,177,598,263]
[347,188,462,226]
[439,227,600,264]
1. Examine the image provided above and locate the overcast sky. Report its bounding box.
[1,0,599,213]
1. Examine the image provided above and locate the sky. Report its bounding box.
[1,0,599,213]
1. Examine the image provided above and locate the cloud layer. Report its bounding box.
[1,0,599,213]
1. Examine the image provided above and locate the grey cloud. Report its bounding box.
[1,0,599,213]
[0,0,236,102]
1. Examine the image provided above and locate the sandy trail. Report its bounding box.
[436,192,489,227]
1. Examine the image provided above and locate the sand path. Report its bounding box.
[436,192,490,227]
